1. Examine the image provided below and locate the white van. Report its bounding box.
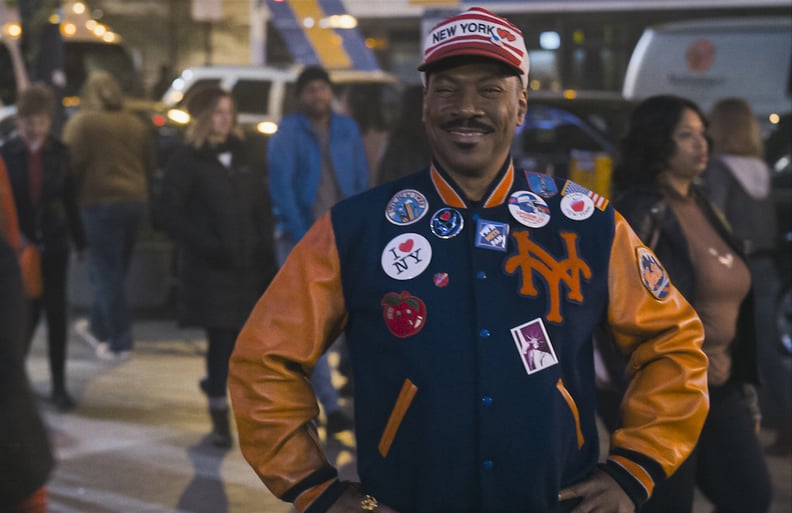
[622,17,792,134]
[159,65,401,135]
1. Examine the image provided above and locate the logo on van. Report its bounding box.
[686,39,715,72]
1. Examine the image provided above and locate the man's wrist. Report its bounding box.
[601,450,665,510]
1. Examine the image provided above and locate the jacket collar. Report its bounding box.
[5,135,55,156]
[430,157,514,209]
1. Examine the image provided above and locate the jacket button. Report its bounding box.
[479,328,491,339]
[476,270,487,280]
[482,459,494,471]
[482,396,493,407]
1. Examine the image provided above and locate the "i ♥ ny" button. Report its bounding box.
[381,233,432,280]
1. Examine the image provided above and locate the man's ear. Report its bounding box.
[516,88,528,126]
[421,84,429,124]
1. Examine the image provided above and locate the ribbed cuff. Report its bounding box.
[601,449,666,510]
[304,480,351,513]
[282,466,339,502]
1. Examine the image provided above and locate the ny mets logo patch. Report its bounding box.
[504,231,591,324]
[636,247,670,300]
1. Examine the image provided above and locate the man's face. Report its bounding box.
[18,113,52,150]
[422,61,526,179]
[299,79,333,121]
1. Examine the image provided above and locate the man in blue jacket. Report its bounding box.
[267,65,369,435]
[268,65,370,262]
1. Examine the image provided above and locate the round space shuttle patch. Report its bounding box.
[385,189,428,226]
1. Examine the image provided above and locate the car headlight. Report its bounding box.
[167,109,190,125]
[257,121,278,135]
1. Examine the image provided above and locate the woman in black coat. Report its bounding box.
[158,86,277,447]
[0,235,55,512]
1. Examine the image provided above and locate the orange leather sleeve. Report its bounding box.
[606,212,709,477]
[228,212,347,502]
[0,159,20,247]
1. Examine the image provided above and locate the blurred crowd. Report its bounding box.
[1,58,789,513]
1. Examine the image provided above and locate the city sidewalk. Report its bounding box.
[27,318,296,513]
[26,317,791,513]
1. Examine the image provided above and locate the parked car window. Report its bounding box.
[282,82,299,117]
[0,42,15,106]
[516,106,608,158]
[233,79,271,116]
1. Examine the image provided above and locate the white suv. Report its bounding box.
[160,65,401,135]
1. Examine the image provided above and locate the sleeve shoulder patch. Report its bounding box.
[636,247,670,300]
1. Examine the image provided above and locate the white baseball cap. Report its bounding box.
[419,7,529,86]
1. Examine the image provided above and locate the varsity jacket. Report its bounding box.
[229,160,708,513]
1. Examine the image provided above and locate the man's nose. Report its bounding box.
[455,87,483,116]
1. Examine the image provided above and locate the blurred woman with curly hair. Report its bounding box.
[609,95,772,513]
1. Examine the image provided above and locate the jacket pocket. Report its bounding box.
[378,378,418,458]
[556,378,584,449]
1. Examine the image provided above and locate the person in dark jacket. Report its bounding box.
[158,85,277,448]
[611,95,772,513]
[703,97,791,456]
[1,83,86,411]
[0,234,55,512]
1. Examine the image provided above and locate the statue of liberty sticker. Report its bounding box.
[510,318,558,375]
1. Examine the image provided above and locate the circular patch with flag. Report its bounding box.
[560,192,594,221]
[636,247,670,300]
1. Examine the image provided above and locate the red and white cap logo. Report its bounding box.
[419,7,529,86]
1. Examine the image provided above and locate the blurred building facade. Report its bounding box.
[81,0,790,98]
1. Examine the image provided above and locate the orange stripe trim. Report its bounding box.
[0,159,21,247]
[378,378,418,457]
[556,378,584,448]
[430,166,466,208]
[609,455,656,497]
[482,162,514,207]
[294,479,335,513]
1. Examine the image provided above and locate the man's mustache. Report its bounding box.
[440,118,494,133]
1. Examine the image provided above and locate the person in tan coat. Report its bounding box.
[63,71,155,361]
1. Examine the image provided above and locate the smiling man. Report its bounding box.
[229,7,709,513]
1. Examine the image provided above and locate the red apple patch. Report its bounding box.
[571,199,585,212]
[381,291,427,338]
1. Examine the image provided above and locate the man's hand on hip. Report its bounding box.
[327,486,400,513]
[558,468,635,513]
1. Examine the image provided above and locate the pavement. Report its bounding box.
[25,316,792,513]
